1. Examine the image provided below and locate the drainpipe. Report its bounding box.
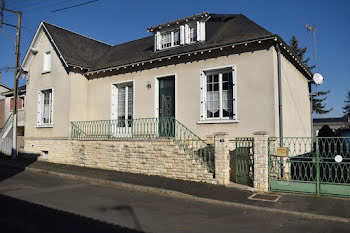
[274,43,283,147]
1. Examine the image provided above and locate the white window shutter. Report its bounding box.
[232,68,236,119]
[196,21,200,41]
[111,85,118,120]
[50,90,54,124]
[156,32,161,50]
[154,34,157,52]
[200,21,206,41]
[184,24,189,44]
[180,25,185,45]
[200,71,205,121]
[43,51,51,72]
[37,91,42,125]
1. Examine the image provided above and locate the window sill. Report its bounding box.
[42,70,51,74]
[197,119,239,124]
[36,124,53,128]
[9,109,25,112]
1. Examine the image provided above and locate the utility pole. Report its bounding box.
[0,0,22,159]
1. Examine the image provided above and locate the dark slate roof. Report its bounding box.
[43,22,111,69]
[147,12,209,31]
[42,14,274,72]
[2,85,26,97]
[313,117,349,123]
[92,14,274,71]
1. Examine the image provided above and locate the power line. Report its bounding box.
[7,0,48,10]
[51,0,99,13]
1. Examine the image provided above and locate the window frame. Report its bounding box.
[188,23,197,43]
[9,95,25,111]
[42,51,51,73]
[111,80,135,123]
[155,20,204,51]
[198,65,238,124]
[37,88,54,127]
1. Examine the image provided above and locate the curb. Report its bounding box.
[2,163,350,224]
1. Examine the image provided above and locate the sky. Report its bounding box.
[0,0,349,118]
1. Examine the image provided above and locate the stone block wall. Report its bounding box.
[24,138,217,184]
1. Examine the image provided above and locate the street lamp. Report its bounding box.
[310,72,324,138]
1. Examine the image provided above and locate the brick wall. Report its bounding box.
[24,138,217,184]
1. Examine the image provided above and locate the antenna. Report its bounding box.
[305,24,317,72]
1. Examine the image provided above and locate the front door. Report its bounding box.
[158,76,175,137]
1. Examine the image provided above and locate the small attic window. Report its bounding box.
[161,32,172,49]
[154,21,205,51]
[189,25,197,43]
[42,51,51,73]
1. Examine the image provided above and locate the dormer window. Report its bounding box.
[189,25,197,43]
[161,32,172,49]
[153,21,205,51]
[173,30,180,46]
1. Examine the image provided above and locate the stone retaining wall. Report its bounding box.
[24,138,217,184]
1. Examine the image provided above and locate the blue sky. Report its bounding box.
[0,0,349,117]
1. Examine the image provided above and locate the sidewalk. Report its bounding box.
[1,155,350,223]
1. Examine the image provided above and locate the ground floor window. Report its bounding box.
[200,67,236,121]
[111,83,133,127]
[37,88,53,126]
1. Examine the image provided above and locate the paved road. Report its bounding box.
[0,166,349,233]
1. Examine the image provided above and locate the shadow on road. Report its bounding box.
[0,152,40,183]
[0,194,145,233]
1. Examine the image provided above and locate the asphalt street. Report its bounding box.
[0,166,349,233]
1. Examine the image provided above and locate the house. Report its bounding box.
[21,12,312,184]
[313,116,350,137]
[0,81,11,129]
[0,85,26,149]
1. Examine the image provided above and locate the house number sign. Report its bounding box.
[276,147,289,157]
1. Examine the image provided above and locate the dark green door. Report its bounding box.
[159,76,175,137]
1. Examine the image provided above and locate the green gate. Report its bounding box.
[269,137,350,196]
[235,138,254,186]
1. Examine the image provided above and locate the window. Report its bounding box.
[155,21,205,50]
[173,30,180,46]
[189,25,197,43]
[9,96,25,110]
[201,67,236,121]
[161,32,172,49]
[43,51,51,73]
[111,83,133,127]
[37,89,53,126]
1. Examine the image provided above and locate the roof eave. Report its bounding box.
[147,11,210,32]
[86,35,276,75]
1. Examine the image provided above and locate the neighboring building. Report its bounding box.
[20,12,312,183]
[0,85,26,149]
[313,116,350,136]
[0,82,12,129]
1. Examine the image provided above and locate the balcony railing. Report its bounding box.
[71,117,215,173]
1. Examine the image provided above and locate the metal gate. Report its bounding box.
[235,138,254,186]
[269,137,350,196]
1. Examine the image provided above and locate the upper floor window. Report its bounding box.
[43,51,51,73]
[173,30,180,46]
[10,96,25,111]
[161,32,172,49]
[155,21,205,51]
[189,25,197,43]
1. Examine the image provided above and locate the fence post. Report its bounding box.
[215,134,231,185]
[253,131,269,192]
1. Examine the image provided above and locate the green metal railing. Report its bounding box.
[71,117,215,173]
[269,137,350,196]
